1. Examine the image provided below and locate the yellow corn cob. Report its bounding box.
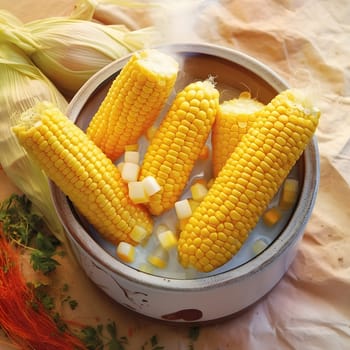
[212,92,264,176]
[12,101,153,246]
[86,49,179,161]
[139,79,219,215]
[178,89,320,272]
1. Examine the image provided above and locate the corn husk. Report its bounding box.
[0,9,160,98]
[79,0,208,33]
[71,0,156,29]
[0,41,67,242]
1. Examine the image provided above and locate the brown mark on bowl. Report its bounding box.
[161,309,203,321]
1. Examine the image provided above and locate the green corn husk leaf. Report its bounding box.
[0,41,68,242]
[0,9,161,98]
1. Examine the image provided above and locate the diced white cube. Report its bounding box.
[174,199,192,220]
[121,162,140,182]
[128,181,148,203]
[124,151,140,164]
[142,176,161,196]
[116,242,135,263]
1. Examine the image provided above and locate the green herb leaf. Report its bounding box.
[80,326,104,350]
[106,321,128,350]
[35,231,60,253]
[0,194,61,274]
[141,334,165,350]
[30,249,60,274]
[0,194,41,245]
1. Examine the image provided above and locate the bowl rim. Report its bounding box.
[51,42,320,292]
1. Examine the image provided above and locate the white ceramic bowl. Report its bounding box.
[50,43,319,323]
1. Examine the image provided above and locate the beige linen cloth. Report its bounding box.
[0,0,349,349]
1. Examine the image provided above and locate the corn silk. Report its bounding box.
[0,42,68,242]
[0,4,160,98]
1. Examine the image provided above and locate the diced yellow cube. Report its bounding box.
[130,224,148,243]
[252,239,268,255]
[138,263,153,274]
[147,246,169,269]
[190,182,208,201]
[128,181,149,204]
[142,175,161,196]
[192,178,207,186]
[124,150,140,164]
[279,178,299,210]
[158,230,178,250]
[174,199,192,220]
[124,144,139,152]
[116,242,135,263]
[263,207,282,226]
[121,162,140,182]
[146,125,157,140]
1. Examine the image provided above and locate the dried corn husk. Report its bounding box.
[0,41,67,242]
[85,0,211,42]
[72,0,156,29]
[0,9,160,98]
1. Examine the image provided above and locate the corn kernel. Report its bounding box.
[263,207,282,226]
[252,239,268,255]
[174,199,192,220]
[130,225,148,243]
[147,246,169,268]
[190,182,208,201]
[279,178,299,209]
[138,264,153,274]
[124,144,139,152]
[158,230,178,250]
[121,162,140,182]
[116,242,135,263]
[142,175,161,196]
[146,126,157,140]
